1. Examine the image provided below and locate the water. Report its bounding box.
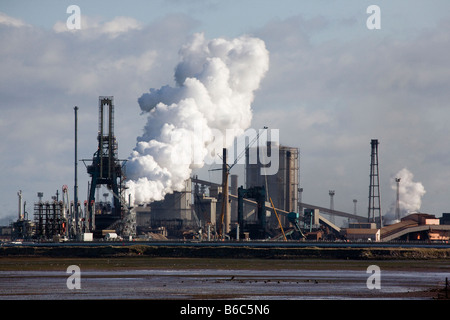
[0,268,447,300]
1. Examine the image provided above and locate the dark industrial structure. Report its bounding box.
[84,96,128,233]
[10,190,34,241]
[368,139,382,227]
[246,143,299,214]
[237,185,267,239]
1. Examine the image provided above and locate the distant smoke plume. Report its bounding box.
[126,33,269,205]
[385,168,426,223]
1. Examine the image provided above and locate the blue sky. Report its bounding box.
[1,1,450,224]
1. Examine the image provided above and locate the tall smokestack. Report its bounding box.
[74,106,79,235]
[395,178,401,220]
[231,174,238,223]
[222,148,230,235]
[17,190,23,221]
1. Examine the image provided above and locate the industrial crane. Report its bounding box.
[217,126,268,238]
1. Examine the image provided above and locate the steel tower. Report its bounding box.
[84,96,127,232]
[367,139,382,227]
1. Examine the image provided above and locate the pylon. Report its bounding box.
[368,139,382,227]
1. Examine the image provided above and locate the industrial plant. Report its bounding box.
[3,96,450,244]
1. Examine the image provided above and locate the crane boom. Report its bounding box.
[218,126,268,238]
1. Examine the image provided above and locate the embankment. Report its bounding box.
[1,244,450,260]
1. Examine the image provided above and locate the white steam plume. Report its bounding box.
[126,33,269,205]
[385,168,426,223]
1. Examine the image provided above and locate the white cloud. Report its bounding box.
[53,15,143,38]
[0,12,29,27]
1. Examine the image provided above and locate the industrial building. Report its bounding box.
[132,140,303,240]
[339,213,450,242]
[244,143,299,235]
[134,178,196,239]
[10,190,34,241]
[246,143,299,215]
[344,227,381,242]
[380,213,450,242]
[5,97,450,244]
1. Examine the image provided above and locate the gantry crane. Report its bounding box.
[82,96,128,233]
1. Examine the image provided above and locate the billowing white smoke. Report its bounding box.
[126,33,269,205]
[385,168,426,223]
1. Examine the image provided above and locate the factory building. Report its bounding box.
[148,179,193,222]
[134,178,196,238]
[344,228,380,242]
[380,213,450,241]
[341,213,450,242]
[7,96,450,243]
[135,177,237,239]
[246,143,299,227]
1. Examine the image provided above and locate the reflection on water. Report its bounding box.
[0,268,447,300]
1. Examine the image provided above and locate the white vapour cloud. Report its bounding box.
[126,33,269,204]
[385,168,426,223]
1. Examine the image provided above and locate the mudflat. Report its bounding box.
[0,257,449,300]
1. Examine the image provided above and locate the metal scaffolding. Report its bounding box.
[33,201,67,240]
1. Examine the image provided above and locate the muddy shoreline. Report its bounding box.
[1,245,449,300]
[1,256,449,300]
[1,244,450,260]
